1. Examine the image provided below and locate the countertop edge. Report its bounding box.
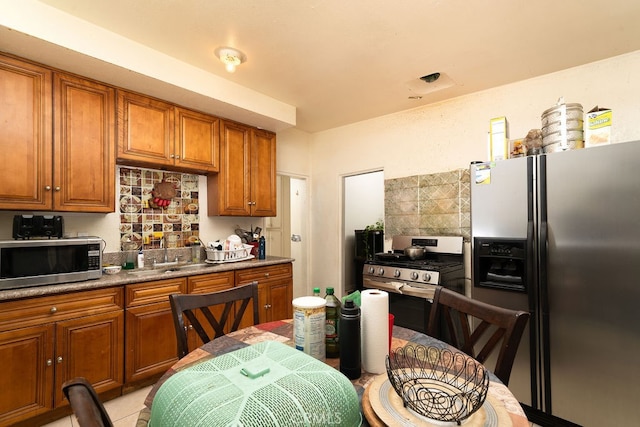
[0,256,294,302]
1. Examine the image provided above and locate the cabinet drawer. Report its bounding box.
[235,263,292,284]
[125,278,186,307]
[0,287,123,332]
[187,271,234,294]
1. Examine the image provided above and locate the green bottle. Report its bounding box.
[325,287,341,358]
[313,287,321,296]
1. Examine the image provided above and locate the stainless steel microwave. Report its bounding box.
[0,237,103,290]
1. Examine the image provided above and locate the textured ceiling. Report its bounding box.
[27,1,640,132]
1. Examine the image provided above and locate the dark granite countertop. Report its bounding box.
[0,256,294,302]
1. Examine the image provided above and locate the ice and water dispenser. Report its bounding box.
[473,238,528,293]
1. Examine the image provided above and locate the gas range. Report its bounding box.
[362,235,465,333]
[363,235,465,293]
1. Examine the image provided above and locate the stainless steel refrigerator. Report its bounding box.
[470,141,640,426]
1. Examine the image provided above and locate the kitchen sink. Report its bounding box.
[127,269,171,276]
[173,263,211,271]
[127,263,211,276]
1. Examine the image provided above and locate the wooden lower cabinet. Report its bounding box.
[0,287,123,427]
[236,263,293,323]
[0,324,54,425]
[186,271,235,352]
[54,311,124,407]
[0,263,292,425]
[124,278,186,387]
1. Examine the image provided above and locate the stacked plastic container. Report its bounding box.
[541,100,584,153]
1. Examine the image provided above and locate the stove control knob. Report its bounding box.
[393,269,401,278]
[422,273,431,282]
[367,266,375,274]
[377,268,385,276]
[410,271,419,280]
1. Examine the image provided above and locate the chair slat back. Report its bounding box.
[427,286,529,385]
[169,282,259,359]
[62,377,113,427]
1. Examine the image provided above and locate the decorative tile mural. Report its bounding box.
[119,167,200,250]
[384,169,470,240]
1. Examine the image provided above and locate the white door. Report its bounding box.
[266,174,309,299]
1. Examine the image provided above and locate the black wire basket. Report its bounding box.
[385,345,489,425]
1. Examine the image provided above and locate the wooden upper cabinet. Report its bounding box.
[54,73,115,212]
[251,129,277,217]
[175,107,219,173]
[208,121,276,216]
[0,55,115,212]
[117,90,175,168]
[0,54,53,210]
[209,121,251,216]
[117,90,219,173]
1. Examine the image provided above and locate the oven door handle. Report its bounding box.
[363,278,436,301]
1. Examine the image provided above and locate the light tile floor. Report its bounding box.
[42,385,543,427]
[42,385,152,427]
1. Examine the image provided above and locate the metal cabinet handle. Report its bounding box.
[46,359,53,366]
[50,307,57,314]
[45,185,51,191]
[57,356,63,364]
[264,304,271,309]
[264,273,270,278]
[55,186,60,191]
[175,155,180,160]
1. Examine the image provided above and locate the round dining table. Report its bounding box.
[137,319,529,426]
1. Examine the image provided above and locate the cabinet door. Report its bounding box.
[175,107,219,173]
[236,264,293,323]
[125,302,178,384]
[267,280,293,322]
[187,272,234,351]
[117,90,174,167]
[208,120,251,216]
[0,324,54,425]
[54,311,124,407]
[54,73,115,212]
[251,129,277,216]
[0,54,52,210]
[125,278,185,385]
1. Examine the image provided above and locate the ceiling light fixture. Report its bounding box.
[215,47,246,73]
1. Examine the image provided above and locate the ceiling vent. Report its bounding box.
[406,72,455,96]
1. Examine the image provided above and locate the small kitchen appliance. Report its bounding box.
[362,235,465,333]
[0,237,103,289]
[13,214,64,239]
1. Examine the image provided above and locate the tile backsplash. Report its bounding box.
[119,167,200,251]
[384,169,470,240]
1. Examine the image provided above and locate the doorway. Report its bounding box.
[342,170,384,294]
[265,174,309,299]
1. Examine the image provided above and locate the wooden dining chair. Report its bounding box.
[169,281,259,359]
[62,377,113,427]
[427,286,529,386]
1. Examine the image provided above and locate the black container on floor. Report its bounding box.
[339,299,361,379]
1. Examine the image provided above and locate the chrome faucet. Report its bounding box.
[161,236,169,263]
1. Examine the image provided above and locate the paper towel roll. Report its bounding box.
[360,289,389,374]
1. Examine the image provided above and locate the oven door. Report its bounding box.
[363,277,435,333]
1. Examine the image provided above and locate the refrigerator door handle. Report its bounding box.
[538,155,552,414]
[526,156,539,410]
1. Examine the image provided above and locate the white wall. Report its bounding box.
[306,50,640,296]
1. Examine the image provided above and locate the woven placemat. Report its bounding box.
[365,373,512,427]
